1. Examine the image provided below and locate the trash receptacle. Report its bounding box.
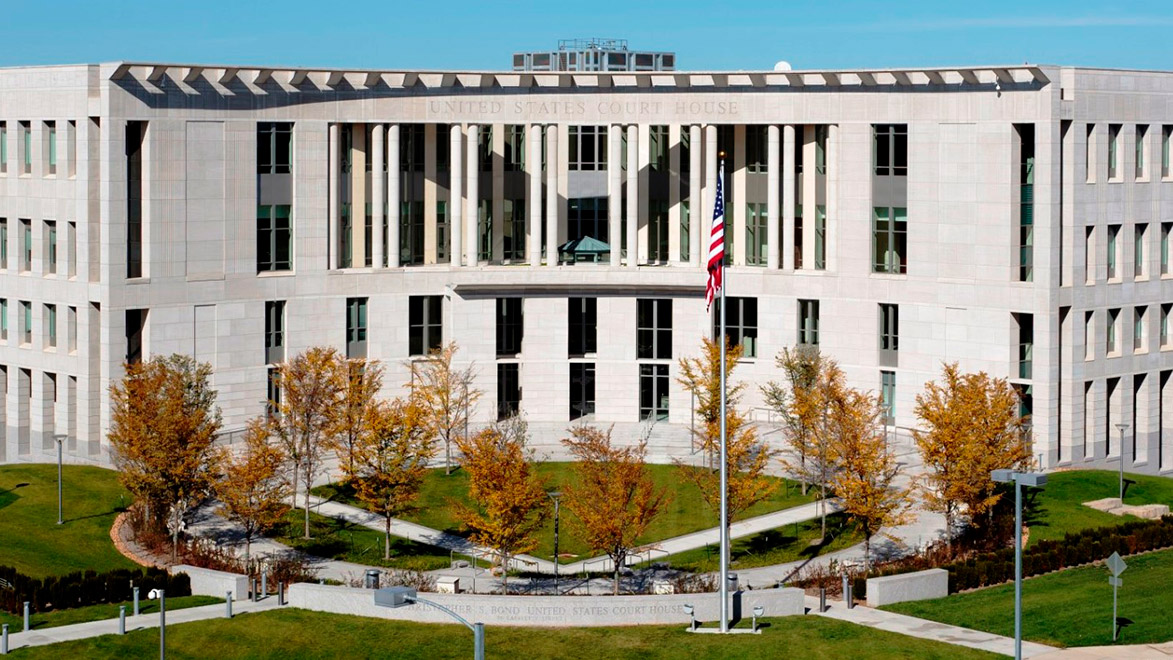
[726,572,739,592]
[364,569,381,590]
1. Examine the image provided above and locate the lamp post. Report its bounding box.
[683,603,696,631]
[1114,423,1129,500]
[375,587,484,660]
[547,491,562,595]
[991,468,1047,660]
[54,434,67,525]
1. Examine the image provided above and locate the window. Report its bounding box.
[257,122,293,175]
[713,297,758,358]
[1163,223,1171,276]
[21,301,31,344]
[1085,226,1096,284]
[745,125,767,173]
[1108,124,1120,179]
[503,199,525,262]
[257,204,292,272]
[1136,125,1148,179]
[1107,308,1120,355]
[125,308,146,364]
[872,207,907,274]
[1135,223,1147,279]
[879,303,899,365]
[504,125,525,172]
[126,121,144,278]
[798,299,820,346]
[1163,304,1172,348]
[1,219,7,269]
[1084,310,1095,359]
[67,221,76,278]
[1085,123,1096,183]
[815,125,828,175]
[264,301,284,364]
[266,367,281,416]
[497,363,520,420]
[570,363,596,420]
[873,124,907,176]
[339,202,352,268]
[567,197,608,245]
[649,126,668,172]
[46,121,56,175]
[568,297,597,357]
[639,364,669,421]
[436,201,449,264]
[364,203,373,267]
[648,200,669,263]
[1107,224,1120,280]
[0,299,6,340]
[1163,125,1171,178]
[881,371,895,423]
[815,205,826,270]
[679,200,690,262]
[436,123,450,172]
[477,125,493,172]
[1017,123,1035,282]
[0,121,6,173]
[400,200,424,265]
[67,306,76,352]
[21,121,30,174]
[637,299,673,359]
[401,124,425,173]
[346,297,367,358]
[20,219,31,272]
[45,221,57,275]
[1134,306,1147,352]
[496,298,523,356]
[45,304,56,348]
[568,126,607,171]
[794,203,804,268]
[746,203,767,266]
[478,200,492,263]
[409,295,443,356]
[1015,312,1033,379]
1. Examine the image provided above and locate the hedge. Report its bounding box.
[0,565,191,614]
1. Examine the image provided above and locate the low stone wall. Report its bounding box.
[866,568,948,607]
[172,564,249,601]
[287,582,805,627]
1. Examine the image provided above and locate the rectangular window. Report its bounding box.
[1163,222,1171,276]
[745,125,767,173]
[1107,224,1120,280]
[125,308,146,364]
[1084,310,1095,359]
[504,125,525,172]
[713,297,758,358]
[1085,123,1096,183]
[257,122,293,174]
[257,204,292,272]
[264,300,284,364]
[815,205,826,270]
[566,197,608,246]
[46,121,56,175]
[639,363,669,421]
[400,200,425,266]
[21,121,31,174]
[798,299,820,346]
[568,297,597,357]
[497,363,520,420]
[1107,308,1120,355]
[1,218,7,269]
[1136,125,1148,180]
[20,219,31,272]
[67,221,76,278]
[637,299,673,359]
[649,125,668,172]
[45,221,57,275]
[1163,304,1172,348]
[1134,306,1147,353]
[879,303,899,365]
[339,203,353,268]
[0,299,6,341]
[126,121,144,278]
[679,200,690,263]
[436,201,449,264]
[746,203,767,266]
[815,125,828,175]
[346,297,367,358]
[364,203,373,267]
[568,126,607,171]
[569,363,596,420]
[648,200,669,263]
[496,298,523,356]
[1135,223,1147,279]
[21,301,32,345]
[266,367,281,415]
[503,199,525,262]
[1163,125,1172,178]
[1108,124,1120,179]
[881,371,896,423]
[794,204,804,268]
[0,121,6,173]
[1015,312,1033,379]
[67,305,77,352]
[476,125,493,172]
[45,304,56,348]
[873,124,908,176]
[872,207,908,274]
[409,295,443,356]
[478,200,492,263]
[1017,124,1035,282]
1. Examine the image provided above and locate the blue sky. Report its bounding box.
[5,0,1172,71]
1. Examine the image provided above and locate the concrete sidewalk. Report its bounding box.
[3,597,282,652]
[1035,642,1173,659]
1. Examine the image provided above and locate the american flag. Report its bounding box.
[705,163,725,310]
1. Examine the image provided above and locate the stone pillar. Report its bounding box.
[667,124,682,264]
[825,123,837,272]
[528,124,542,267]
[802,125,817,268]
[782,124,796,270]
[450,124,463,267]
[627,124,639,269]
[371,124,385,270]
[767,124,781,270]
[545,125,558,266]
[689,124,702,266]
[608,124,622,267]
[387,124,401,268]
[465,124,479,266]
[328,123,340,270]
[704,124,718,261]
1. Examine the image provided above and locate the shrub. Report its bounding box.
[0,566,191,615]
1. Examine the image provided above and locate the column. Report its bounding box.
[387,124,401,268]
[328,123,340,270]
[423,124,437,264]
[450,124,463,267]
[371,124,385,270]
[527,124,542,267]
[689,124,702,266]
[732,124,746,266]
[668,124,681,264]
[32,371,53,453]
[802,125,816,268]
[545,125,558,267]
[782,124,796,270]
[608,124,622,267]
[465,124,479,266]
[767,124,781,270]
[626,124,639,269]
[704,124,718,263]
[825,123,837,271]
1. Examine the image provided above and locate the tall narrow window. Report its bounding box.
[266,367,281,416]
[1015,312,1034,379]
[794,203,804,268]
[339,202,352,268]
[649,200,669,263]
[503,199,525,262]
[45,221,57,275]
[346,297,367,358]
[1107,308,1120,355]
[650,125,669,172]
[746,203,767,266]
[1134,306,1147,352]
[1135,223,1148,279]
[879,303,899,366]
[20,219,31,272]
[21,301,32,345]
[637,299,673,359]
[45,304,56,348]
[409,295,443,356]
[1107,224,1120,280]
[478,200,493,263]
[798,299,820,346]
[1136,125,1148,179]
[1163,125,1172,179]
[872,207,908,274]
[67,306,77,353]
[881,371,896,423]
[679,200,690,263]
[815,205,826,270]
[400,200,425,266]
[21,121,31,174]
[0,299,7,341]
[436,201,449,264]
[504,125,525,172]
[497,363,520,420]
[1162,304,1172,348]
[125,308,146,363]
[639,364,669,421]
[67,221,76,278]
[1108,124,1120,179]
[46,121,56,175]
[1163,223,1171,276]
[712,297,757,358]
[1016,124,1035,282]
[568,297,597,357]
[264,300,285,364]
[745,125,767,173]
[569,363,596,420]
[873,124,908,176]
[126,121,144,278]
[1,218,8,269]
[257,204,292,272]
[258,123,294,174]
[364,203,373,267]
[496,298,523,356]
[0,122,7,173]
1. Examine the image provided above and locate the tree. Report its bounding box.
[453,420,547,588]
[346,397,436,560]
[762,346,834,495]
[214,418,290,562]
[827,382,912,571]
[109,354,222,560]
[677,338,778,529]
[913,363,1032,542]
[329,357,384,476]
[413,343,482,475]
[270,346,346,539]
[562,424,668,594]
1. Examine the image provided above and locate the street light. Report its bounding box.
[683,603,696,631]
[752,605,764,633]
[54,434,67,525]
[992,468,1047,660]
[1114,423,1129,500]
[375,586,484,660]
[547,490,562,595]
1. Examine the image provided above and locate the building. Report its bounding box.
[513,38,676,72]
[0,60,1171,476]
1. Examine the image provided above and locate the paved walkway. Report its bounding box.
[3,597,282,652]
[1035,642,1173,659]
[808,595,1056,658]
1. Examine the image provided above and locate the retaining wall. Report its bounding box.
[172,565,249,601]
[866,568,948,607]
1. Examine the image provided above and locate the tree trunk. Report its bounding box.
[384,517,392,560]
[445,437,452,475]
[303,483,312,539]
[245,535,251,564]
[864,534,872,573]
[820,478,827,539]
[613,559,620,596]
[290,467,299,510]
[501,553,509,592]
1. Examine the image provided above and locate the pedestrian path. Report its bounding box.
[3,597,281,652]
[1034,642,1173,659]
[808,595,1056,658]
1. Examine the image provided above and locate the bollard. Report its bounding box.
[251,578,258,602]
[841,574,848,604]
[819,587,827,613]
[2,623,8,655]
[134,586,140,616]
[261,572,267,599]
[845,583,854,609]
[278,582,285,606]
[22,602,29,632]
[119,606,126,635]
[226,592,233,618]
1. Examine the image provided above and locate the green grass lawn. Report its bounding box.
[0,464,137,577]
[1024,470,1173,547]
[314,463,814,563]
[885,546,1173,647]
[271,509,471,571]
[7,607,998,659]
[645,512,863,573]
[0,596,221,632]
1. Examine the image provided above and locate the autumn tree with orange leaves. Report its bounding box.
[215,419,289,562]
[453,419,547,588]
[329,357,385,476]
[413,343,483,475]
[562,424,668,595]
[914,363,1031,543]
[762,345,836,496]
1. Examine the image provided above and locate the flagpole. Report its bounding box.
[717,155,730,634]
